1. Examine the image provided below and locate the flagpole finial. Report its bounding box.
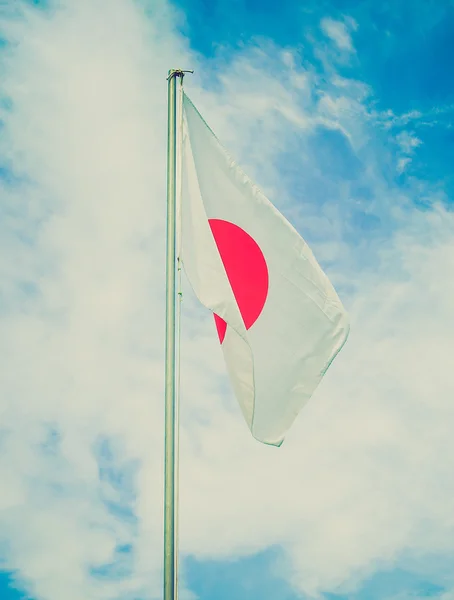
[167,69,194,81]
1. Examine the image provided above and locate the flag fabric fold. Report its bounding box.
[180,92,349,446]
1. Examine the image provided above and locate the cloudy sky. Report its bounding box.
[2,0,454,599]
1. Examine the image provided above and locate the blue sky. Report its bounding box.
[0,572,27,600]
[2,1,454,600]
[174,0,454,200]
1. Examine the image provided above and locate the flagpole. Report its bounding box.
[164,68,192,600]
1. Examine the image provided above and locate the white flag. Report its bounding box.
[180,92,349,446]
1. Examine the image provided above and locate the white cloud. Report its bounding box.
[1,2,454,600]
[396,131,422,154]
[397,156,411,173]
[320,17,357,53]
[395,131,422,172]
[0,1,189,598]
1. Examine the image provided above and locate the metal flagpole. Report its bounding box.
[164,68,192,600]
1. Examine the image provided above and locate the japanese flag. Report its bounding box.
[180,92,349,446]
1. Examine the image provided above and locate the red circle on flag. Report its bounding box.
[208,219,269,343]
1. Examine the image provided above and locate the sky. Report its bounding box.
[1,0,454,599]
